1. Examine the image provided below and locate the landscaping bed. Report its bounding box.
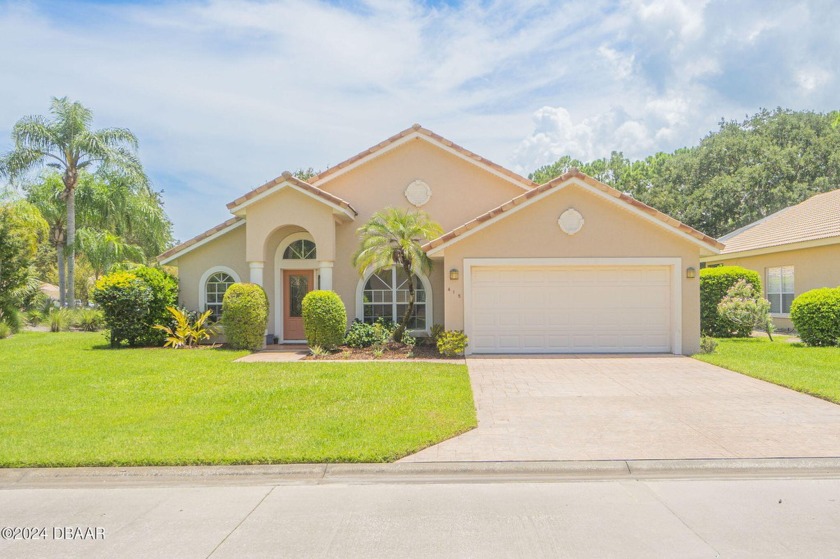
[0,331,476,467]
[694,336,840,404]
[304,341,457,360]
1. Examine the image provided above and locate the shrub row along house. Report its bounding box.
[158,125,723,355]
[701,189,840,330]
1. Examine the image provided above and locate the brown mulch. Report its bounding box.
[303,342,451,360]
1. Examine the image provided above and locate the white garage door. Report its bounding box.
[469,265,672,353]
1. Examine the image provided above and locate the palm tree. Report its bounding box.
[1,97,147,307]
[22,174,68,304]
[353,208,443,341]
[75,228,145,281]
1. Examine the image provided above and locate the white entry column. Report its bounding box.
[318,261,334,291]
[249,261,265,287]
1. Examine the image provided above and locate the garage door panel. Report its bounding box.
[470,265,672,354]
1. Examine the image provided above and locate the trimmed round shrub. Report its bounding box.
[302,290,346,350]
[716,279,771,338]
[132,266,178,346]
[92,271,153,347]
[221,283,269,350]
[700,266,762,337]
[790,287,840,347]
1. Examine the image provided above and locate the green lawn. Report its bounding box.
[0,332,476,467]
[694,336,840,404]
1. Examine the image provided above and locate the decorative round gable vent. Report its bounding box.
[405,180,431,207]
[558,208,584,235]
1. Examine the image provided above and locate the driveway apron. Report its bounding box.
[401,356,840,462]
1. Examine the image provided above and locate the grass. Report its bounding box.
[0,332,476,467]
[694,336,840,404]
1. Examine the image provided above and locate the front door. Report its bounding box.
[283,269,314,341]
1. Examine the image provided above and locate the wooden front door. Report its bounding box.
[283,269,314,340]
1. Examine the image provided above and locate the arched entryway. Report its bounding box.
[274,231,324,342]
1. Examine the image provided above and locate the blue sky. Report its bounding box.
[1,0,838,242]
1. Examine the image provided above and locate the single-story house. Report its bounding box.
[158,125,722,355]
[701,189,840,330]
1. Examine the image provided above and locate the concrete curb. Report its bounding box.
[3,458,840,488]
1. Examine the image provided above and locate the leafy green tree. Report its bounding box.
[352,208,443,341]
[0,205,33,331]
[530,109,840,238]
[1,97,147,307]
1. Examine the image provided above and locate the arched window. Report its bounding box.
[362,268,427,330]
[283,239,316,259]
[205,272,235,320]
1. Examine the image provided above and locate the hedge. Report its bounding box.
[92,271,154,347]
[302,290,346,350]
[790,287,840,347]
[700,266,762,337]
[221,283,269,351]
[132,266,178,346]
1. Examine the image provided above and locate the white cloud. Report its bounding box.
[0,0,837,239]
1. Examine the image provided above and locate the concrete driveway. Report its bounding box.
[402,356,840,462]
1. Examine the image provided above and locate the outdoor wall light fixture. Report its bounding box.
[686,267,697,279]
[449,268,459,280]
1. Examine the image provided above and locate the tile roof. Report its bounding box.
[157,216,244,262]
[424,169,724,252]
[226,172,358,215]
[720,189,840,254]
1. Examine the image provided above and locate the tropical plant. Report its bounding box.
[0,322,10,339]
[352,207,443,341]
[153,306,216,349]
[1,97,148,308]
[716,279,773,339]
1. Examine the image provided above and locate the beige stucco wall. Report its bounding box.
[705,243,840,330]
[438,183,703,354]
[173,224,248,312]
[320,138,529,331]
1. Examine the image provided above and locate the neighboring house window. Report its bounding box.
[205,272,235,320]
[362,268,427,330]
[283,239,316,259]
[767,266,794,314]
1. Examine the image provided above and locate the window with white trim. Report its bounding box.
[362,268,427,330]
[767,266,794,314]
[205,272,235,321]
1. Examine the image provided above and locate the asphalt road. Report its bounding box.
[1,471,839,558]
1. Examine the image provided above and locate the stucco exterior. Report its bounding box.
[436,182,702,354]
[703,243,840,330]
[160,126,719,354]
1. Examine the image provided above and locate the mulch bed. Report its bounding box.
[303,342,452,360]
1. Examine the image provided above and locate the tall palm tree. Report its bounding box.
[353,208,443,341]
[1,97,147,307]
